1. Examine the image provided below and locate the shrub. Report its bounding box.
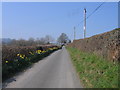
[2,45,61,81]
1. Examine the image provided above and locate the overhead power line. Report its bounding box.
[76,2,106,28]
[86,2,105,19]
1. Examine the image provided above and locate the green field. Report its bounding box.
[67,47,119,88]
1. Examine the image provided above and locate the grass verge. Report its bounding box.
[67,47,119,88]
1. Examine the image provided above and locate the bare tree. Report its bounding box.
[44,35,54,44]
[35,38,40,45]
[35,37,46,45]
[3,35,55,46]
[39,37,46,44]
[28,37,35,46]
[17,38,27,46]
[57,33,69,44]
[9,39,17,46]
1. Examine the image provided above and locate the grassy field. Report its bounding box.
[67,47,119,88]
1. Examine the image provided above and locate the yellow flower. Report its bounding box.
[21,57,24,59]
[53,47,57,49]
[36,50,41,53]
[20,55,22,58]
[6,61,8,63]
[49,48,53,50]
[29,52,31,53]
[29,52,33,55]
[18,54,25,59]
[38,50,41,52]
[42,51,46,53]
[37,50,42,54]
[23,55,25,57]
[17,54,20,56]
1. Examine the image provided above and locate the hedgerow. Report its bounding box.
[2,45,61,81]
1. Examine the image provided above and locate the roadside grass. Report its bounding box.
[67,47,119,88]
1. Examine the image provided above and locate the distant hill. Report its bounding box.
[0,38,12,44]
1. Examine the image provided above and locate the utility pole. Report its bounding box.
[74,26,76,40]
[84,8,86,38]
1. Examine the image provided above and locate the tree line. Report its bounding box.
[2,33,71,46]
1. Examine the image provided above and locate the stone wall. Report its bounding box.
[68,28,120,61]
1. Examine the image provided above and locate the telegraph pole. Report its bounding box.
[74,26,76,40]
[84,8,86,38]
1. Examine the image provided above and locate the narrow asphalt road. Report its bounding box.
[3,47,83,88]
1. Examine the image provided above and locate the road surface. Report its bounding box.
[3,47,83,88]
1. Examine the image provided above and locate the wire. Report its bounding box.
[75,2,106,28]
[86,2,105,19]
